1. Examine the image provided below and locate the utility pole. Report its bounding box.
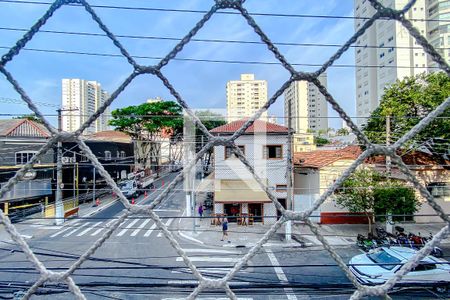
[386,115,391,175]
[285,100,293,242]
[385,115,393,234]
[55,107,77,225]
[55,109,64,225]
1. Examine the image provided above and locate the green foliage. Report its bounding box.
[336,128,350,136]
[335,168,419,230]
[373,184,419,222]
[363,72,450,158]
[195,110,226,132]
[314,136,330,146]
[14,114,43,124]
[109,101,183,139]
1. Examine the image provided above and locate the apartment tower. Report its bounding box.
[354,0,449,126]
[284,73,328,134]
[226,74,268,122]
[61,79,110,133]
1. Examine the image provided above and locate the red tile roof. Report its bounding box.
[294,145,362,168]
[367,150,449,167]
[210,119,288,134]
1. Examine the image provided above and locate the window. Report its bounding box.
[367,249,401,270]
[412,263,436,272]
[275,184,287,192]
[225,145,245,159]
[263,145,282,159]
[427,182,450,200]
[80,151,88,162]
[15,151,39,165]
[120,151,126,158]
[104,151,111,161]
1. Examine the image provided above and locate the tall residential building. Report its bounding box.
[226,74,268,122]
[283,73,328,134]
[354,0,448,126]
[61,79,110,134]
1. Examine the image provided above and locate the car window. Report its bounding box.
[412,263,436,272]
[367,249,401,270]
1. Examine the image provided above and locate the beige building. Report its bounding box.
[283,73,328,133]
[355,0,449,126]
[62,79,110,134]
[293,133,316,152]
[226,74,268,122]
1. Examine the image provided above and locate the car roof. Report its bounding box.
[382,247,435,264]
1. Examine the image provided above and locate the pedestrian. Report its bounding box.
[221,217,229,242]
[198,204,204,218]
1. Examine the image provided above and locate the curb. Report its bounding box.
[179,231,204,245]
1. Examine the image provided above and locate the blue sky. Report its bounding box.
[0,0,355,129]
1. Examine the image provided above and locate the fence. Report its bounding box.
[0,0,449,299]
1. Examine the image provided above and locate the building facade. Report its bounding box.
[62,79,110,133]
[284,73,328,133]
[354,0,449,126]
[210,120,288,224]
[226,74,268,122]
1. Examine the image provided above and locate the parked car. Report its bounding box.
[349,247,450,292]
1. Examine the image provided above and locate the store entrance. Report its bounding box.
[224,203,241,222]
[248,203,263,223]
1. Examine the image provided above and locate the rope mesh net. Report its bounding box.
[0,0,449,299]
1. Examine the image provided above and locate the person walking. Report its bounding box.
[221,217,229,242]
[198,204,204,218]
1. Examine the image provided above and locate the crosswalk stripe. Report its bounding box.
[50,222,79,238]
[90,227,103,236]
[182,248,239,254]
[77,222,102,237]
[116,219,140,236]
[176,257,237,263]
[63,222,89,237]
[144,223,157,237]
[167,280,249,286]
[157,218,173,237]
[172,267,245,275]
[130,219,151,236]
[163,298,252,300]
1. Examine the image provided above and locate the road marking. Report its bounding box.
[179,231,204,244]
[265,248,298,300]
[172,267,247,275]
[157,218,174,237]
[50,222,79,238]
[144,223,157,237]
[63,222,89,237]
[182,248,240,254]
[176,256,237,263]
[116,219,140,236]
[154,209,180,212]
[130,219,151,237]
[77,222,102,237]
[90,227,103,236]
[167,280,249,286]
[163,298,252,300]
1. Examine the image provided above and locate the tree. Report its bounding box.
[363,72,450,162]
[336,128,350,136]
[14,114,43,124]
[335,168,419,233]
[109,101,183,172]
[314,136,330,146]
[335,168,382,233]
[194,110,226,172]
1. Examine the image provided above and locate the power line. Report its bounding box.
[0,45,442,69]
[1,26,449,51]
[0,0,448,23]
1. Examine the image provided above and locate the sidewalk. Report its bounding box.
[292,222,450,247]
[176,208,450,249]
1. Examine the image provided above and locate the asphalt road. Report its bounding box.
[0,173,449,299]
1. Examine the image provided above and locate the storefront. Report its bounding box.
[213,179,275,224]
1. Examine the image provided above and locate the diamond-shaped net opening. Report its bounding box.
[0,0,449,299]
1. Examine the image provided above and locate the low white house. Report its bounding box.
[210,120,289,224]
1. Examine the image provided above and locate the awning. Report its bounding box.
[215,179,271,203]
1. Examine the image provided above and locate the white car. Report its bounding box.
[349,247,450,291]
